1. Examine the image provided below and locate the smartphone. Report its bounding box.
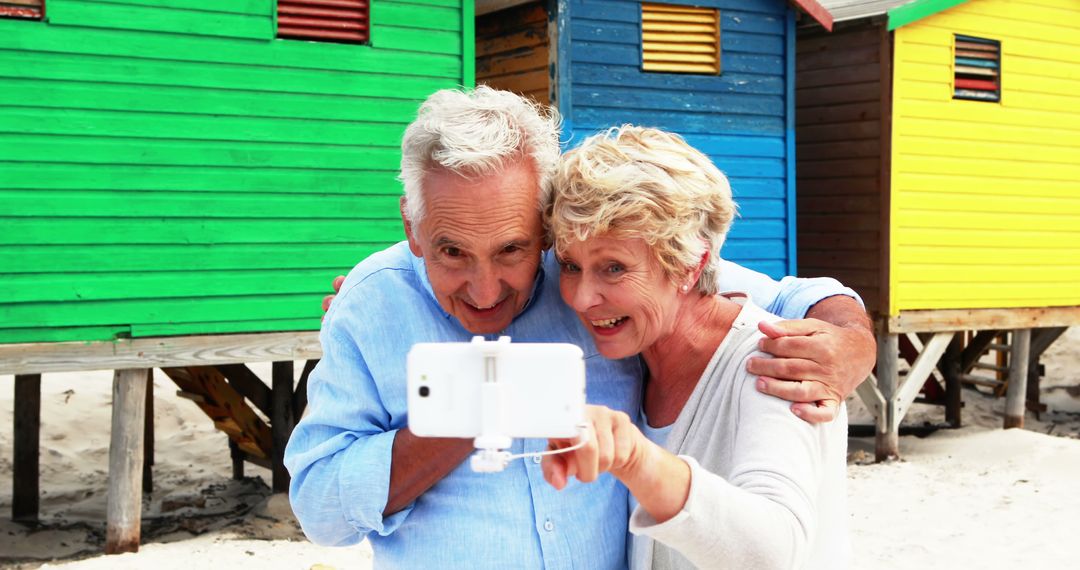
[407,338,586,439]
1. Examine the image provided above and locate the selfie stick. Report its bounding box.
[468,336,590,473]
[470,336,514,472]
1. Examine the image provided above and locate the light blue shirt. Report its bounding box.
[285,241,859,569]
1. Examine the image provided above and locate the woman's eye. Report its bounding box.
[605,264,625,274]
[559,260,580,273]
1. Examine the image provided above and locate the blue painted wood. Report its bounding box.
[955,57,998,68]
[572,86,783,116]
[722,239,786,260]
[555,0,574,134]
[573,64,784,95]
[784,9,797,276]
[572,108,784,136]
[565,0,794,279]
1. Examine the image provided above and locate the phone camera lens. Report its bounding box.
[419,386,430,397]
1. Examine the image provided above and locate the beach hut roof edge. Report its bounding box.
[816,0,975,26]
[792,0,837,30]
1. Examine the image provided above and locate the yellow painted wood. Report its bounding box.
[890,1,1080,315]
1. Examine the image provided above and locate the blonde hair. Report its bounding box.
[548,125,736,294]
[399,86,562,223]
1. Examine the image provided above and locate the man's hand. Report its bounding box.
[322,275,346,316]
[748,295,876,424]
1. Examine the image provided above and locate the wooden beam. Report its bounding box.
[106,368,149,554]
[942,334,963,428]
[294,359,318,418]
[0,331,321,376]
[272,361,295,493]
[889,307,1080,333]
[143,370,154,494]
[960,330,1001,373]
[1004,329,1031,429]
[229,439,245,480]
[1029,327,1068,359]
[216,364,272,417]
[894,332,954,425]
[855,373,887,434]
[13,374,41,523]
[163,366,272,459]
[875,331,899,462]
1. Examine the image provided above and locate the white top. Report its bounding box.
[628,295,850,570]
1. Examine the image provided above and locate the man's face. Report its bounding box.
[404,160,545,334]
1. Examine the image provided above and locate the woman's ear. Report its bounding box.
[683,250,709,292]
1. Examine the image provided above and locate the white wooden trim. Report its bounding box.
[854,374,887,434]
[889,306,1080,333]
[0,332,322,375]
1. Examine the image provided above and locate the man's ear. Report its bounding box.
[401,197,422,257]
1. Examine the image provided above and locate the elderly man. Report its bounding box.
[285,87,874,568]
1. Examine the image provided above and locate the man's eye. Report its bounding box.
[444,247,462,258]
[502,244,522,255]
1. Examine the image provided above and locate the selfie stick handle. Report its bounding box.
[471,337,513,472]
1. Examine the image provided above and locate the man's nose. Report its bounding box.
[468,262,503,307]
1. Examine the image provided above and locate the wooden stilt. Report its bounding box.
[943,334,963,428]
[106,368,149,555]
[229,439,245,480]
[876,330,899,462]
[1004,329,1031,429]
[13,373,41,523]
[271,361,295,493]
[143,370,154,494]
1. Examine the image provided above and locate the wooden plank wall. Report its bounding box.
[795,21,886,316]
[477,1,550,104]
[566,0,794,279]
[0,0,467,344]
[890,0,1080,314]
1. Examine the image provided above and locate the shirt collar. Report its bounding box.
[408,249,549,330]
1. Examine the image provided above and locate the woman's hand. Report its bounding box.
[544,405,692,523]
[542,405,645,490]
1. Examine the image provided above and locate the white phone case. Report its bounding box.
[407,339,586,439]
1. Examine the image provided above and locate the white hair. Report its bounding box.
[399,86,562,223]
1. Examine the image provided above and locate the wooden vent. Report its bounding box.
[0,0,44,20]
[953,35,1000,102]
[277,0,370,44]
[642,3,720,75]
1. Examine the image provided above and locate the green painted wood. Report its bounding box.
[0,0,467,344]
[462,0,474,87]
[48,0,274,40]
[130,318,320,338]
[0,219,404,245]
[0,111,409,149]
[0,51,457,100]
[1,269,353,303]
[887,0,972,30]
[0,326,133,344]
[81,0,271,16]
[0,78,428,123]
[0,164,402,194]
[2,244,388,274]
[1,295,323,328]
[375,2,461,32]
[0,20,461,78]
[2,190,402,219]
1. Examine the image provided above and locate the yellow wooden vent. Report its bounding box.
[641,3,720,75]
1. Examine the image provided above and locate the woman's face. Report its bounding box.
[558,235,683,359]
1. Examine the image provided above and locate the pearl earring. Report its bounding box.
[681,285,689,293]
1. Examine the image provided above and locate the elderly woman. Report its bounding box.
[542,126,849,569]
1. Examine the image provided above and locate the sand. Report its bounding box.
[1,329,1078,569]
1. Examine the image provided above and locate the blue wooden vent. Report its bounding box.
[0,0,43,20]
[953,34,1000,102]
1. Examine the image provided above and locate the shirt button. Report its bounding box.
[543,520,554,532]
[533,455,543,464]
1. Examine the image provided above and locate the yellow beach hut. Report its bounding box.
[796,0,1080,459]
